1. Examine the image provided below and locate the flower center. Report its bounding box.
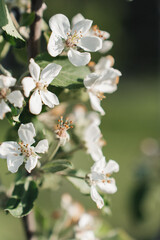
[55,116,73,138]
[18,141,34,158]
[92,25,107,40]
[36,82,48,91]
[65,31,82,48]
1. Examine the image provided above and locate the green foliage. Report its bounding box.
[5,177,38,218]
[42,159,72,173]
[20,12,35,26]
[35,53,90,88]
[66,169,90,195]
[0,0,25,48]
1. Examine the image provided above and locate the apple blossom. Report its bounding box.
[88,157,119,209]
[55,116,73,146]
[84,68,121,115]
[75,213,99,240]
[0,74,24,120]
[72,13,113,54]
[22,58,61,115]
[0,123,48,173]
[47,14,102,66]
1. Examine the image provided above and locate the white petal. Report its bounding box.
[88,91,105,115]
[90,185,104,209]
[84,73,99,89]
[29,90,42,115]
[68,49,90,66]
[78,36,102,52]
[105,159,119,174]
[97,178,117,194]
[7,154,24,173]
[40,63,62,85]
[49,14,70,39]
[22,77,36,97]
[95,56,115,73]
[47,33,64,57]
[0,141,20,158]
[0,99,11,119]
[6,90,24,108]
[72,19,92,36]
[99,40,113,54]
[40,90,59,108]
[88,144,103,162]
[18,122,36,145]
[91,156,106,173]
[35,139,49,153]
[25,155,39,173]
[0,75,16,88]
[71,13,84,26]
[29,58,40,82]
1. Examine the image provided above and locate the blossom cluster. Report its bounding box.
[0,13,121,211]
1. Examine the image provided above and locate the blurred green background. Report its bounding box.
[0,0,160,239]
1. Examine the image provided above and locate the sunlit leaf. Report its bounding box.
[42,159,72,173]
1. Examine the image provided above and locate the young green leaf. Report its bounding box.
[42,159,72,173]
[5,177,38,218]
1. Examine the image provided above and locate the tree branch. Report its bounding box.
[28,0,44,58]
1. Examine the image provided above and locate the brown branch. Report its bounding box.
[28,0,44,59]
[22,211,38,240]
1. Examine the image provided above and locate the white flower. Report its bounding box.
[72,13,113,54]
[84,68,121,115]
[55,116,73,146]
[84,123,104,162]
[22,58,61,115]
[94,55,115,73]
[88,157,119,209]
[0,123,48,173]
[75,213,99,240]
[47,14,102,66]
[0,75,24,120]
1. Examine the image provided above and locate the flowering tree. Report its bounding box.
[0,1,124,239]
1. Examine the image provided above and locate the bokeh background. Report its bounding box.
[0,0,160,239]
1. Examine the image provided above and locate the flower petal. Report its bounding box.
[29,90,42,115]
[22,77,36,97]
[7,154,24,173]
[29,58,40,82]
[47,33,64,57]
[91,156,106,173]
[105,159,119,174]
[97,178,117,194]
[90,185,104,209]
[25,155,39,173]
[84,73,99,89]
[95,56,115,73]
[0,75,16,88]
[18,122,36,145]
[88,91,105,115]
[35,139,49,153]
[0,141,20,158]
[6,90,24,108]
[40,90,59,108]
[49,14,70,39]
[72,19,92,36]
[40,63,62,85]
[68,49,91,66]
[0,99,11,119]
[71,13,84,26]
[99,40,113,54]
[78,36,102,52]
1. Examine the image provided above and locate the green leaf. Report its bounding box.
[20,12,35,26]
[66,169,90,195]
[5,177,38,218]
[0,0,25,48]
[42,159,72,173]
[35,53,90,88]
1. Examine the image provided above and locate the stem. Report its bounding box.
[22,211,38,240]
[28,0,44,58]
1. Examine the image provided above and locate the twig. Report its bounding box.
[22,211,38,240]
[28,0,44,58]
